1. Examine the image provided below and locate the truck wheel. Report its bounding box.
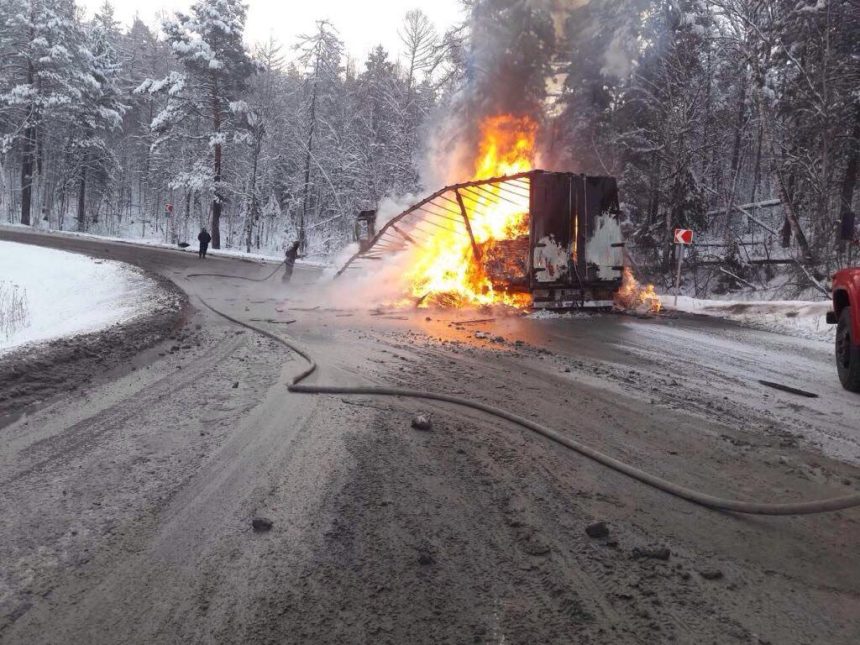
[836,307,860,392]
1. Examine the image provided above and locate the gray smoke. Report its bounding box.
[420,0,558,185]
[420,0,637,185]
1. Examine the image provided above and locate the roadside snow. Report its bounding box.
[0,241,161,355]
[669,296,834,342]
[0,223,331,268]
[525,296,834,342]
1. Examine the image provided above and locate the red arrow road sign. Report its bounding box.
[674,228,693,245]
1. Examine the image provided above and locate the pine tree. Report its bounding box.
[150,0,256,249]
[0,0,82,226]
[296,20,344,251]
[72,8,126,231]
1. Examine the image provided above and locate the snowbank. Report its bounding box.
[669,296,834,342]
[0,223,331,268]
[0,241,162,355]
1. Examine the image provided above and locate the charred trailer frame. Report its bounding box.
[526,172,624,309]
[336,170,625,309]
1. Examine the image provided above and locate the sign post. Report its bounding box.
[673,228,693,308]
[165,203,174,244]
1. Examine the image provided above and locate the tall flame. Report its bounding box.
[405,115,537,308]
[614,267,662,313]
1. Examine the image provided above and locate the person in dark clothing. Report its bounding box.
[197,228,212,259]
[282,240,300,283]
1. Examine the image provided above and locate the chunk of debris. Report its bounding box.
[699,569,724,580]
[416,543,435,565]
[758,380,818,398]
[520,534,551,556]
[251,517,273,533]
[585,521,610,539]
[474,331,490,339]
[232,381,239,389]
[632,546,671,561]
[411,415,432,431]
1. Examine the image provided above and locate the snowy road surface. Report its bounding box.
[0,227,858,644]
[0,240,160,354]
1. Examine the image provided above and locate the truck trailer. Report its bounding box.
[336,170,626,309]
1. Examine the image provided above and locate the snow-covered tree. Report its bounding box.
[143,0,256,249]
[71,8,126,230]
[399,9,438,107]
[0,0,83,225]
[295,20,344,251]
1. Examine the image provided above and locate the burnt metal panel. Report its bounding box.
[529,171,573,288]
[582,175,622,282]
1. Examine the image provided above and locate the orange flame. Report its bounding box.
[405,115,537,308]
[614,267,662,313]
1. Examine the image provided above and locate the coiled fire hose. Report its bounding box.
[189,270,860,516]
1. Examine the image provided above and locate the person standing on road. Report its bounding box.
[283,240,300,283]
[197,227,212,259]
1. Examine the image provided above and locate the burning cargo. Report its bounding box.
[336,170,626,310]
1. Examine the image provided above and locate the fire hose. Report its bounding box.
[188,271,860,516]
[187,258,287,282]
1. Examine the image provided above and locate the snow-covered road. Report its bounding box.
[0,240,161,354]
[0,227,858,645]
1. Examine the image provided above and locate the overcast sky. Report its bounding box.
[79,0,465,63]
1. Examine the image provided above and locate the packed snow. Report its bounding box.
[523,292,835,342]
[669,295,834,342]
[0,241,162,355]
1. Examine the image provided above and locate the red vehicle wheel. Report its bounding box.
[836,307,860,392]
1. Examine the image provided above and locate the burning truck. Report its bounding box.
[336,169,627,310]
[335,115,658,312]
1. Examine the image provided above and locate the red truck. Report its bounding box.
[827,267,860,392]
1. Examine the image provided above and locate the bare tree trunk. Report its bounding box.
[815,13,834,250]
[700,45,713,182]
[20,123,35,226]
[212,140,222,248]
[753,83,814,262]
[210,75,223,249]
[839,104,860,212]
[300,55,320,253]
[647,154,661,224]
[77,161,87,232]
[730,82,746,176]
[245,134,261,254]
[184,190,192,243]
[20,47,36,227]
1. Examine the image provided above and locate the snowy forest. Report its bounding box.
[1,0,858,294]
